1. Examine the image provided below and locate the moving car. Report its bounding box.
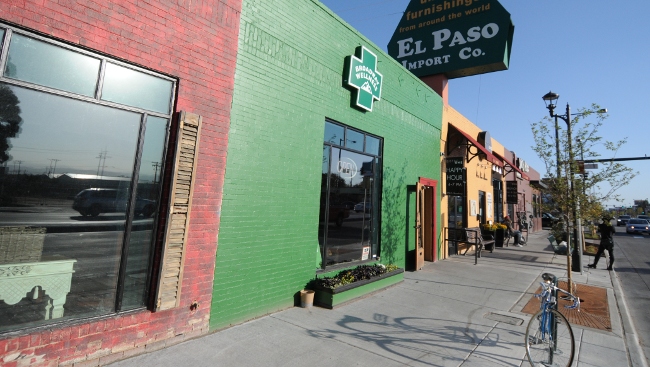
[626,218,650,234]
[73,188,157,217]
[616,215,631,226]
[541,213,559,228]
[637,215,650,221]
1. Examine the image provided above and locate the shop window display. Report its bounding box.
[0,25,175,332]
[318,121,382,267]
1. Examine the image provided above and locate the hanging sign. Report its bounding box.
[487,192,492,219]
[388,0,514,79]
[446,157,465,196]
[506,180,518,204]
[344,46,383,112]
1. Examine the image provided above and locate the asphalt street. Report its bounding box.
[613,229,650,365]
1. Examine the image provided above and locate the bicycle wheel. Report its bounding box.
[525,309,575,367]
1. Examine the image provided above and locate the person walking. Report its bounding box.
[588,217,616,270]
[503,216,523,247]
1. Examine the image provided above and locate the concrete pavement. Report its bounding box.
[108,230,646,367]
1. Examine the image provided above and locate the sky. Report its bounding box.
[319,0,650,209]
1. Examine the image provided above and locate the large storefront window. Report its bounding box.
[0,25,175,332]
[319,121,381,268]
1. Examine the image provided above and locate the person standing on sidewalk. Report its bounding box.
[503,216,522,247]
[589,217,615,270]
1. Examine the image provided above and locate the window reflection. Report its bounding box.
[121,116,167,310]
[319,146,379,267]
[345,129,364,152]
[365,136,380,155]
[102,63,173,114]
[323,121,344,145]
[5,34,100,97]
[0,83,149,332]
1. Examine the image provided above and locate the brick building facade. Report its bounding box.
[0,1,241,365]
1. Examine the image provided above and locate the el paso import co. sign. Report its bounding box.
[388,0,514,79]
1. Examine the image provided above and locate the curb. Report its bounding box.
[611,269,649,367]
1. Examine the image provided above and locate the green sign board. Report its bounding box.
[388,0,514,79]
[344,46,383,112]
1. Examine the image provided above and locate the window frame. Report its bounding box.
[0,22,177,331]
[0,25,176,118]
[319,119,383,270]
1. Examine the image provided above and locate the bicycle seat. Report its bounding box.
[541,272,557,283]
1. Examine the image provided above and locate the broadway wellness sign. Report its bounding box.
[388,0,514,79]
[344,46,383,112]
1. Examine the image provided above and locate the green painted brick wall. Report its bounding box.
[210,0,443,330]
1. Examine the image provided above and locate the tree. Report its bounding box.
[531,103,637,225]
[0,84,22,164]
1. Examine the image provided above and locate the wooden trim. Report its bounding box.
[419,177,438,262]
[155,111,202,311]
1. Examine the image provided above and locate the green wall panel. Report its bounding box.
[210,0,443,331]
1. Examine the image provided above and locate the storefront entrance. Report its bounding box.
[415,177,437,269]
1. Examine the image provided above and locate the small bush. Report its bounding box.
[315,264,399,289]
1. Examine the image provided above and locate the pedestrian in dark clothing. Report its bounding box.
[588,217,615,270]
[503,216,522,247]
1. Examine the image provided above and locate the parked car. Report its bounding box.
[541,213,559,228]
[354,201,371,213]
[626,218,650,234]
[73,188,156,217]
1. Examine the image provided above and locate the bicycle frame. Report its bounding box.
[535,281,580,365]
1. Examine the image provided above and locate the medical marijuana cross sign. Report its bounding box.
[346,46,383,112]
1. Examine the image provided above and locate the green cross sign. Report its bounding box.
[346,46,383,112]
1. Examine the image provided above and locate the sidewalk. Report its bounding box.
[108,230,645,367]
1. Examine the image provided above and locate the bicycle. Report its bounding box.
[525,272,580,367]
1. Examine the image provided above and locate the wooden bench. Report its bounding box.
[547,235,571,255]
[461,227,495,258]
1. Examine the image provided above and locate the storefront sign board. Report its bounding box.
[446,157,465,196]
[506,180,518,204]
[388,0,514,79]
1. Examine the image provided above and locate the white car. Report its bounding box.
[626,219,650,234]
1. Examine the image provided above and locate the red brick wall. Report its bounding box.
[0,0,241,365]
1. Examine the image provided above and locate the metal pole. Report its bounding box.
[565,103,582,275]
[555,115,561,180]
[555,111,573,292]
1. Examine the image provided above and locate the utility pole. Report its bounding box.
[151,162,161,184]
[96,150,111,177]
[49,159,60,176]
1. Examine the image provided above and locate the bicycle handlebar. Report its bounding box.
[537,281,581,310]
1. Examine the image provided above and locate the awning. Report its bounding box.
[530,180,548,189]
[493,152,530,181]
[449,124,503,167]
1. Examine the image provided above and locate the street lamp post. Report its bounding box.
[542,91,582,290]
[577,138,586,196]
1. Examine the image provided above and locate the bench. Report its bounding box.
[547,235,571,255]
[461,227,495,260]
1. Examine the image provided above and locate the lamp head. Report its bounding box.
[542,91,560,117]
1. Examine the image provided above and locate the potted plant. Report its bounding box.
[493,223,508,247]
[310,264,403,309]
[481,223,507,248]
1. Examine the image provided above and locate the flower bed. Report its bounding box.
[311,264,404,309]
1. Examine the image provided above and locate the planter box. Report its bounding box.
[312,269,404,309]
[494,228,506,247]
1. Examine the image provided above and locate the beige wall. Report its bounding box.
[439,106,530,258]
